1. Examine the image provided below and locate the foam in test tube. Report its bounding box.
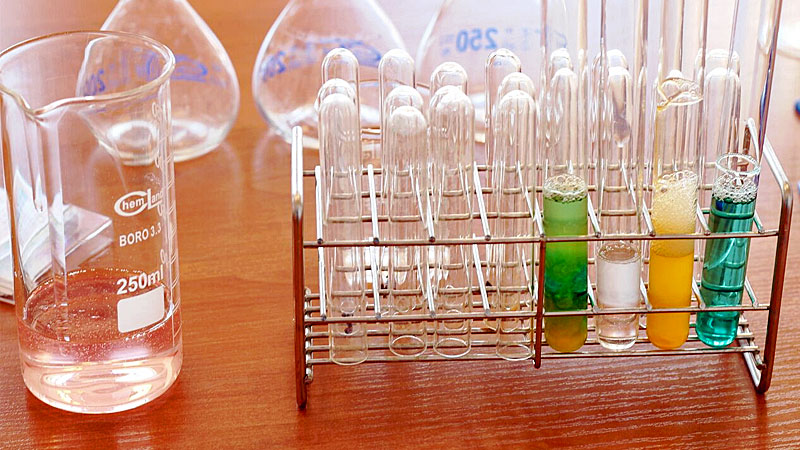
[492,89,538,360]
[430,85,474,358]
[319,91,368,365]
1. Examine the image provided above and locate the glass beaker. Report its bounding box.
[102,0,240,161]
[0,31,182,414]
[252,0,406,148]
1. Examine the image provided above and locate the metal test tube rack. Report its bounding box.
[291,117,793,409]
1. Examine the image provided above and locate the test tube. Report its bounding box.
[379,49,416,152]
[485,49,522,169]
[322,48,367,163]
[384,104,429,357]
[319,91,368,365]
[497,72,539,195]
[541,0,589,353]
[702,0,743,207]
[315,78,357,112]
[378,50,414,198]
[497,73,537,102]
[594,0,647,351]
[430,62,468,95]
[484,50,522,327]
[697,153,759,348]
[381,87,425,211]
[492,89,538,360]
[322,48,361,109]
[430,85,474,358]
[378,51,418,316]
[646,0,707,350]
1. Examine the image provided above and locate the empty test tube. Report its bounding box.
[315,78,357,112]
[492,89,538,360]
[322,48,369,163]
[381,87,425,209]
[379,49,416,133]
[430,85,474,358]
[498,72,539,196]
[486,49,522,169]
[322,48,361,111]
[378,51,417,315]
[384,105,429,357]
[484,50,522,328]
[430,62,468,95]
[319,92,368,365]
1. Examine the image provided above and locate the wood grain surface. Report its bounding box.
[1,1,800,448]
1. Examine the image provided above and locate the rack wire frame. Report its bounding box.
[291,118,792,409]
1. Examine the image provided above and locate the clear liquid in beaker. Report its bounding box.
[17,268,181,414]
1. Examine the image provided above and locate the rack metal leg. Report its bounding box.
[291,127,309,409]
[754,141,794,393]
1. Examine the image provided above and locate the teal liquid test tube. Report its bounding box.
[697,153,760,348]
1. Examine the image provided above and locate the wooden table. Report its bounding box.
[2,1,800,448]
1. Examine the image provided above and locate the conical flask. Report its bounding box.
[417,0,543,141]
[252,0,406,148]
[102,0,240,161]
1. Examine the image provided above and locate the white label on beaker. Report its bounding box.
[117,285,165,333]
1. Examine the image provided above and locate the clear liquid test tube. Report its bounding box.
[594,0,647,351]
[319,91,368,365]
[430,85,474,358]
[492,89,538,360]
[384,104,429,357]
[541,0,590,353]
[646,0,707,350]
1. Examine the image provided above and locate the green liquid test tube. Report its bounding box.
[543,175,588,353]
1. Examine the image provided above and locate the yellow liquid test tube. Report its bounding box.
[647,169,698,349]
